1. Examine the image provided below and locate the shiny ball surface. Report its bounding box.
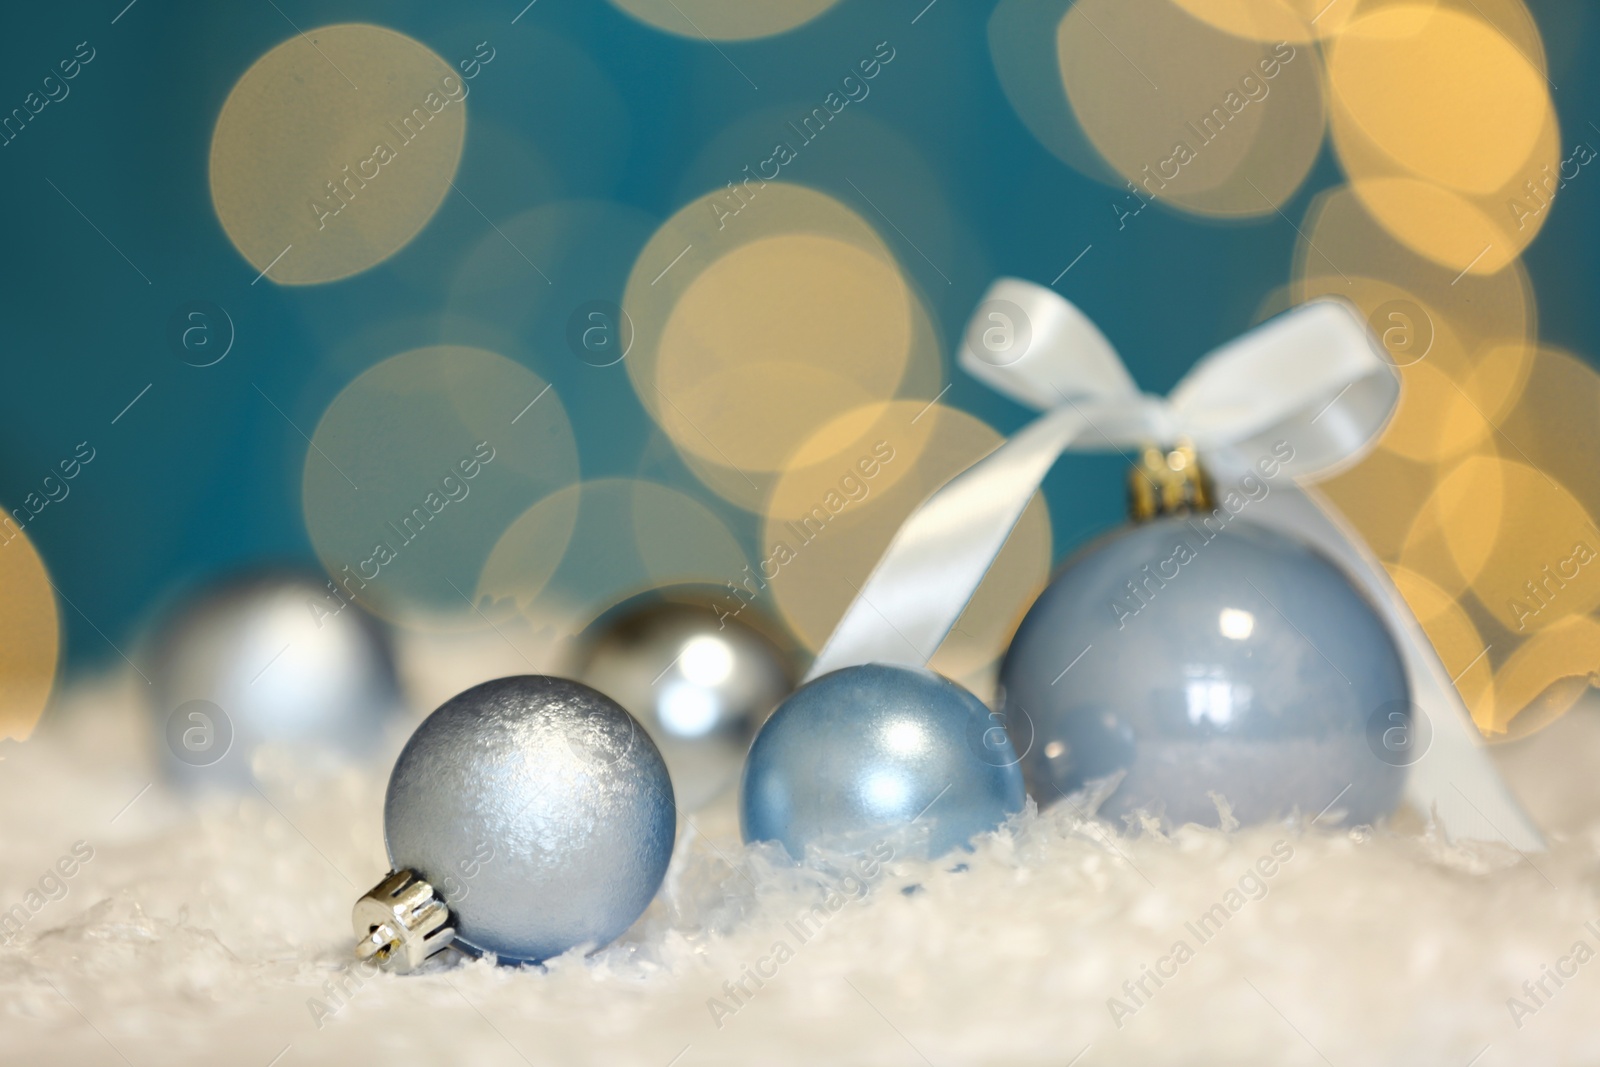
[573,591,795,810]
[1002,518,1410,827]
[740,664,1025,861]
[384,675,676,964]
[148,569,399,785]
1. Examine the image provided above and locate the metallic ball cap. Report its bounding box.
[1001,518,1411,827]
[740,663,1026,861]
[573,590,796,810]
[148,568,399,786]
[384,675,676,964]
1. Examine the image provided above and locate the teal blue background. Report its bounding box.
[0,0,1594,675]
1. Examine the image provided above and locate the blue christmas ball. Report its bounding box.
[383,676,676,964]
[740,664,1025,861]
[1001,517,1410,827]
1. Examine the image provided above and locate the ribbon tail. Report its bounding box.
[1247,488,1545,851]
[804,405,1090,682]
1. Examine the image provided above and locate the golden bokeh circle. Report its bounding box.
[1328,5,1547,194]
[662,285,947,516]
[655,232,912,469]
[766,401,941,523]
[1325,3,1560,273]
[1496,347,1600,535]
[625,184,919,494]
[1293,184,1536,353]
[1317,448,1449,563]
[1056,0,1327,215]
[761,403,1052,664]
[608,0,843,41]
[0,527,59,741]
[1386,563,1495,734]
[1164,0,1355,42]
[1401,456,1599,629]
[1382,336,1535,466]
[210,24,466,285]
[303,346,579,628]
[1489,615,1600,740]
[1346,171,1556,276]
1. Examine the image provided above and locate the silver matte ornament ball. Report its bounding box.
[362,676,676,969]
[573,589,796,810]
[1001,516,1411,827]
[147,568,400,786]
[741,664,1026,861]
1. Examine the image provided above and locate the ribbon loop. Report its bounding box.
[959,278,1134,412]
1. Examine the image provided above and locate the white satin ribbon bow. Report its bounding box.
[809,277,1542,850]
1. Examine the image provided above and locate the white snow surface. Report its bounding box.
[3,668,1599,1067]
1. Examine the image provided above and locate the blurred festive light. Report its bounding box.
[1285,275,1522,465]
[1292,185,1536,362]
[1490,615,1600,739]
[660,287,946,516]
[624,184,921,502]
[1381,340,1536,466]
[765,400,939,523]
[1341,0,1550,76]
[1401,456,1600,631]
[302,346,578,628]
[1329,5,1548,193]
[607,0,843,41]
[655,234,910,469]
[1054,0,1327,216]
[1385,564,1495,734]
[1326,3,1560,273]
[477,479,747,632]
[760,403,1051,680]
[1163,0,1354,42]
[1497,348,1600,536]
[1317,448,1450,562]
[0,526,59,741]
[210,24,466,286]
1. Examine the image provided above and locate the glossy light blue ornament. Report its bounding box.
[1002,512,1410,827]
[740,664,1025,861]
[358,676,676,970]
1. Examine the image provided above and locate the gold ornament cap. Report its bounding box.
[1127,441,1212,522]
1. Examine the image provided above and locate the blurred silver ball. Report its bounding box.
[572,589,796,810]
[147,569,401,786]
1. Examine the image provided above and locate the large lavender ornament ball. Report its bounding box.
[1001,518,1411,827]
[740,664,1025,861]
[379,676,675,965]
